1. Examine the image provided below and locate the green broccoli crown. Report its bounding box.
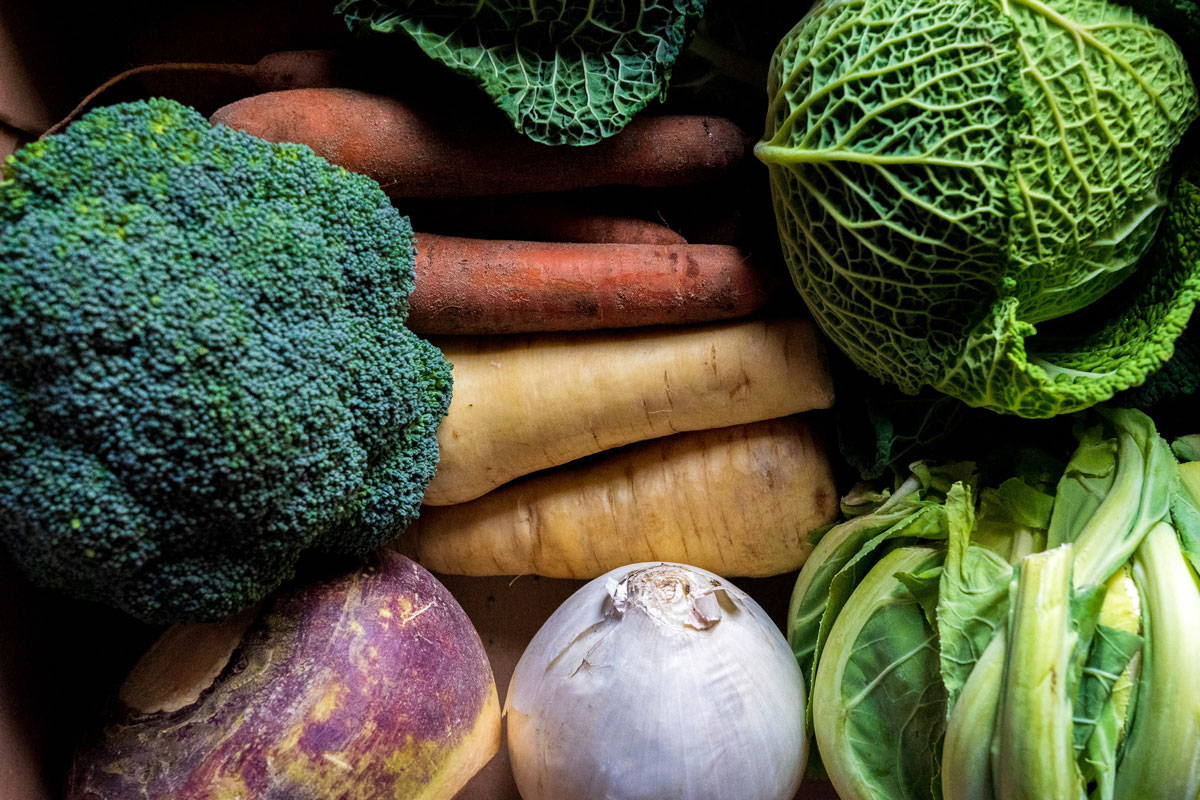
[0,99,452,624]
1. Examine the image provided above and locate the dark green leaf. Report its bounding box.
[336,0,709,145]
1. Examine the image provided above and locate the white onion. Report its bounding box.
[506,562,808,800]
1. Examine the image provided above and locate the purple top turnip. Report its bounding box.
[66,551,500,800]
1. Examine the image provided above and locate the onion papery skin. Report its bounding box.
[506,561,807,800]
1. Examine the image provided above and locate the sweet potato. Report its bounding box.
[424,318,832,505]
[404,416,836,578]
[210,88,748,197]
[65,552,500,800]
[407,233,767,334]
[45,51,338,136]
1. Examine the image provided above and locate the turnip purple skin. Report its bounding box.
[65,551,500,800]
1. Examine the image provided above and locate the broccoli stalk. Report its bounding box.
[0,99,452,624]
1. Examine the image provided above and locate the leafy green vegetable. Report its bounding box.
[812,546,948,800]
[1075,621,1141,796]
[1118,0,1200,62]
[336,0,708,145]
[1051,410,1174,587]
[1118,160,1200,413]
[788,467,965,719]
[1113,521,1200,799]
[792,410,1200,799]
[993,545,1081,800]
[936,485,1013,711]
[941,635,1005,800]
[758,0,1199,417]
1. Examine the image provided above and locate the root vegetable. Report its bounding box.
[424,317,833,506]
[407,233,766,334]
[65,552,500,800]
[210,88,748,197]
[477,213,686,246]
[45,51,339,136]
[413,200,687,246]
[405,416,837,578]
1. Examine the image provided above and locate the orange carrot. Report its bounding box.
[209,88,748,197]
[407,233,768,334]
[485,213,686,245]
[412,198,687,246]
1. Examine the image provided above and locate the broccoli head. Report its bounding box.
[0,99,452,624]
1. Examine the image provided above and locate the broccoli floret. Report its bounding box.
[0,99,452,624]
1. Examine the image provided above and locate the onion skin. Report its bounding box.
[506,562,807,800]
[65,551,500,800]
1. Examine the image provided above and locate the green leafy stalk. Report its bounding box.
[1174,462,1200,574]
[789,474,924,662]
[801,412,1195,798]
[1065,410,1176,585]
[970,478,1053,561]
[1077,570,1143,800]
[941,635,1005,800]
[1112,521,1200,798]
[1076,616,1142,798]
[992,545,1082,800]
[936,484,1015,712]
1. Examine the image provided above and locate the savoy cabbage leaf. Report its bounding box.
[1119,0,1200,62]
[335,0,708,146]
[1120,160,1200,409]
[758,0,1199,418]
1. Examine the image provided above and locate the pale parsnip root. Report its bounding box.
[425,318,832,506]
[405,416,837,578]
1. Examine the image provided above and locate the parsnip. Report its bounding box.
[425,318,831,505]
[404,417,837,578]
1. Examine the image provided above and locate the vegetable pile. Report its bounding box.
[1,8,833,792]
[5,0,1200,797]
[758,0,1200,418]
[791,410,1200,799]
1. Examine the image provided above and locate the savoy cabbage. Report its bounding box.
[336,0,708,146]
[757,0,1199,418]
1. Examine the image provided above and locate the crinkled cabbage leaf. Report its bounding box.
[758,0,1200,417]
[336,0,708,145]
